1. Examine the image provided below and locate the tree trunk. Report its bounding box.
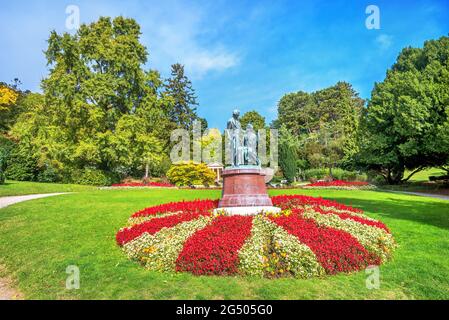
[145,163,149,179]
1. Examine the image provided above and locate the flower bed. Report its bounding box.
[111,182,174,188]
[116,195,395,278]
[303,180,375,190]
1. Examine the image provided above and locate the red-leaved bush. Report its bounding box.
[175,215,253,275]
[271,215,380,274]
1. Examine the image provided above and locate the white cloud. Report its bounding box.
[137,2,239,79]
[375,34,393,50]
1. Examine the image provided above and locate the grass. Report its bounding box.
[380,168,449,194]
[407,168,446,182]
[0,180,95,197]
[0,186,448,299]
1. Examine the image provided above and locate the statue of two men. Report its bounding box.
[226,109,260,167]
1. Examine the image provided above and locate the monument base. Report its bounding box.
[218,167,274,209]
[213,206,281,216]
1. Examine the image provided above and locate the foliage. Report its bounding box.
[69,168,119,186]
[164,63,199,130]
[5,144,39,181]
[240,110,266,131]
[166,161,215,186]
[9,17,174,184]
[303,168,366,182]
[357,36,449,184]
[278,82,364,171]
[200,128,222,163]
[36,163,61,183]
[0,83,20,132]
[0,136,15,184]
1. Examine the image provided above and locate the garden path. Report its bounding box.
[0,193,69,209]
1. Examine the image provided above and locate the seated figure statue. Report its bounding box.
[243,124,260,166]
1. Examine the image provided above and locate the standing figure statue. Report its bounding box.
[226,109,243,166]
[243,124,260,166]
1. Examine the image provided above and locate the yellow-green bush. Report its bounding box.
[166,162,215,187]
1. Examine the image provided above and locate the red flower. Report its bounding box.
[132,199,218,218]
[271,215,380,274]
[305,180,369,187]
[271,194,363,213]
[116,210,210,245]
[176,216,253,275]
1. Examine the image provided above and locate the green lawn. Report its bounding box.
[407,168,447,182]
[0,180,95,197]
[0,186,448,299]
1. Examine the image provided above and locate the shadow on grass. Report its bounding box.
[321,192,449,230]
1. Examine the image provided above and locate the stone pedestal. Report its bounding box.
[218,168,272,207]
[215,168,281,215]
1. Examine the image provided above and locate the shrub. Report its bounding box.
[304,168,328,181]
[5,147,39,181]
[0,137,12,185]
[70,168,118,186]
[166,161,215,187]
[304,168,367,182]
[37,164,61,183]
[279,143,297,183]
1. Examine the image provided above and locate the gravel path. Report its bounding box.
[0,193,69,209]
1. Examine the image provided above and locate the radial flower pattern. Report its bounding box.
[116,195,395,278]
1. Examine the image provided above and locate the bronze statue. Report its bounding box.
[226,110,260,167]
[227,109,243,166]
[243,124,260,166]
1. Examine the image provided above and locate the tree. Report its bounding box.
[10,16,174,181]
[277,82,364,172]
[279,142,297,183]
[164,63,199,130]
[278,91,313,135]
[240,110,266,131]
[357,36,449,184]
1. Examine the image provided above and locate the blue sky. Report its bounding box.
[1,0,448,129]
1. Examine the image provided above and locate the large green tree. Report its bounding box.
[11,17,173,181]
[357,36,449,184]
[240,110,266,131]
[278,82,364,174]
